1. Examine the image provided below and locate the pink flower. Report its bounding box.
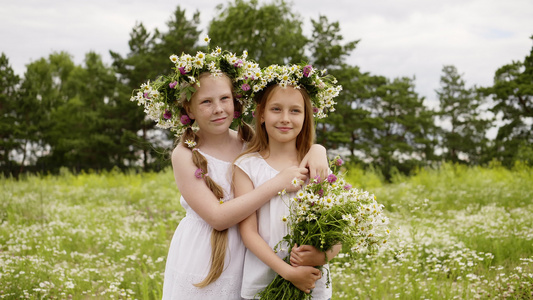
[234,59,243,67]
[302,65,313,77]
[194,168,203,179]
[344,184,352,190]
[317,189,324,197]
[327,174,337,183]
[313,175,322,183]
[335,158,344,166]
[234,111,241,119]
[235,94,242,99]
[180,114,191,125]
[313,107,319,114]
[163,109,172,120]
[241,83,251,91]
[169,81,178,89]
[143,92,151,99]
[179,67,187,75]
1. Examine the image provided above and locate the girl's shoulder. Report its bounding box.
[234,152,262,165]
[171,144,193,166]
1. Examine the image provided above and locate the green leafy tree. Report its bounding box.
[208,0,308,66]
[111,22,159,170]
[372,76,437,178]
[111,22,159,87]
[306,15,359,148]
[17,52,75,173]
[0,53,22,175]
[307,13,438,175]
[322,70,438,178]
[308,15,359,69]
[436,65,492,165]
[43,52,128,172]
[481,37,533,166]
[155,7,202,70]
[325,68,385,158]
[111,7,203,170]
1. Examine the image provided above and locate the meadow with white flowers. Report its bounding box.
[1,162,532,299]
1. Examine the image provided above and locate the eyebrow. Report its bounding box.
[195,92,233,100]
[268,101,304,108]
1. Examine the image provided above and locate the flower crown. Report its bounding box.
[130,41,260,138]
[242,63,342,119]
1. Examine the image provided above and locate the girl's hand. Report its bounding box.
[300,144,328,180]
[290,244,325,267]
[283,265,321,294]
[276,166,308,193]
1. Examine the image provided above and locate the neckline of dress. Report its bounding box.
[255,153,280,174]
[195,148,232,164]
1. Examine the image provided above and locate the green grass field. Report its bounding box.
[1,163,532,299]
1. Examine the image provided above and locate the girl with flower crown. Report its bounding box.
[234,64,342,300]
[132,46,329,299]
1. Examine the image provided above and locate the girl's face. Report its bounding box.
[261,86,305,145]
[186,74,234,135]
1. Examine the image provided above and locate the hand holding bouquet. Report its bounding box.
[258,156,390,300]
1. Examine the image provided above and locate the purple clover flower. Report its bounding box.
[163,109,172,120]
[179,67,187,75]
[335,158,344,166]
[344,184,352,190]
[302,64,313,77]
[169,81,178,89]
[194,168,203,179]
[234,59,243,68]
[180,114,191,125]
[313,175,322,184]
[234,111,241,119]
[241,83,251,91]
[327,173,337,183]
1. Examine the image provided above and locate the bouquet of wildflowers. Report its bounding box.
[258,156,390,300]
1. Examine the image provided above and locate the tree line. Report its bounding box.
[1,0,532,179]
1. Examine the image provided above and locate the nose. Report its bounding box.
[280,110,290,123]
[213,100,224,114]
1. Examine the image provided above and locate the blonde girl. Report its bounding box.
[234,64,342,299]
[132,47,328,299]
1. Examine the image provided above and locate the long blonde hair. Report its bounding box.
[240,84,315,161]
[179,73,254,288]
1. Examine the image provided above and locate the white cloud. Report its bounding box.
[1,0,532,106]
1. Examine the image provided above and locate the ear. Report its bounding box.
[185,107,195,120]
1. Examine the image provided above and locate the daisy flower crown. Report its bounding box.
[130,39,260,138]
[242,63,342,119]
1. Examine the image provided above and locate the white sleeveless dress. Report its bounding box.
[162,149,245,300]
[235,153,332,300]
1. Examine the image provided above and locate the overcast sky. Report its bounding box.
[2,0,532,109]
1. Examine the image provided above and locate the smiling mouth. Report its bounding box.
[212,117,227,123]
[277,127,292,132]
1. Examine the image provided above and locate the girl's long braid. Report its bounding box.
[181,98,254,288]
